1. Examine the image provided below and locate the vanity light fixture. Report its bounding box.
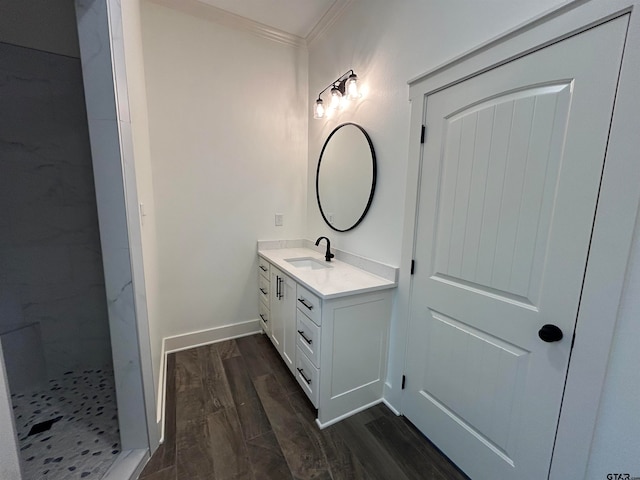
[314,69,362,119]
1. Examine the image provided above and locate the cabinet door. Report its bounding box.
[280,274,296,373]
[269,266,296,373]
[269,268,284,354]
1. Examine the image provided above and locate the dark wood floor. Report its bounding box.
[138,333,468,480]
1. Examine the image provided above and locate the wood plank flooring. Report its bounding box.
[139,333,468,480]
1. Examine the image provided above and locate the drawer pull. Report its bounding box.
[260,314,268,323]
[297,368,312,385]
[297,330,312,344]
[259,265,268,271]
[298,298,313,310]
[260,288,268,295]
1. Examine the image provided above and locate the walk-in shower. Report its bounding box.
[0,41,119,479]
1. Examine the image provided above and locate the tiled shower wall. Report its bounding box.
[0,41,112,379]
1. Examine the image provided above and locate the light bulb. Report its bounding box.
[314,98,325,119]
[330,86,342,110]
[346,73,361,100]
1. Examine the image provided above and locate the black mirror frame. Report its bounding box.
[315,122,377,232]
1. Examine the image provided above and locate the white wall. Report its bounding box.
[586,209,640,477]
[140,2,308,340]
[308,0,640,476]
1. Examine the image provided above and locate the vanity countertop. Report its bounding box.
[258,247,396,300]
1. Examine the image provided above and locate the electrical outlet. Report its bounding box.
[275,213,284,226]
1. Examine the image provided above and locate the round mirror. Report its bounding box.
[316,123,376,232]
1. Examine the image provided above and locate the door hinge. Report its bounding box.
[401,375,406,390]
[420,125,426,144]
[410,260,415,275]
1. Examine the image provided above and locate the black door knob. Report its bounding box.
[538,324,563,342]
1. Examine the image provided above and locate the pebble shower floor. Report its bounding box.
[11,368,120,479]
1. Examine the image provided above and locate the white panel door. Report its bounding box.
[403,16,628,480]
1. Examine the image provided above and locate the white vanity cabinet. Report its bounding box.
[257,250,395,428]
[314,289,392,426]
[269,266,296,373]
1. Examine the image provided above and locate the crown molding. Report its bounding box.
[148,0,305,48]
[306,0,354,46]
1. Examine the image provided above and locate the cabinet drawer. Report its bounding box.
[296,309,320,368]
[259,275,270,307]
[258,257,270,279]
[296,284,321,326]
[295,347,319,407]
[259,302,270,335]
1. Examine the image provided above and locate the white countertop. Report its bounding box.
[258,247,396,300]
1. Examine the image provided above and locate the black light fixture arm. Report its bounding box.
[316,69,355,99]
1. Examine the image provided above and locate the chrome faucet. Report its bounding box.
[315,236,334,262]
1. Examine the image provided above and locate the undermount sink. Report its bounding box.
[285,257,332,270]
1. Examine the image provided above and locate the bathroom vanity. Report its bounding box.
[257,243,396,428]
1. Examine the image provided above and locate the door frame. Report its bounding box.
[390,1,640,478]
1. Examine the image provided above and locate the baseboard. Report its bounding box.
[156,319,261,443]
[163,319,261,353]
[382,398,401,416]
[101,448,149,480]
[315,398,384,429]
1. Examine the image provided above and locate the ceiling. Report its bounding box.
[195,0,341,38]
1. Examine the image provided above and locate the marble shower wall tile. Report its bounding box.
[75,0,119,122]
[85,118,131,250]
[76,0,154,450]
[0,41,112,379]
[0,41,82,81]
